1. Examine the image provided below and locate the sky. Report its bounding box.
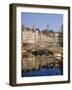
[21,12,63,32]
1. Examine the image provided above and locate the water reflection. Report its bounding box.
[22,50,63,77]
[32,50,53,56]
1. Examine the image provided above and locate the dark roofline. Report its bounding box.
[22,26,40,32]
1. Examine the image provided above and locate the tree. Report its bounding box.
[58,24,63,47]
[49,29,54,33]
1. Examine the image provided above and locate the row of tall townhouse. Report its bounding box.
[22,26,60,50]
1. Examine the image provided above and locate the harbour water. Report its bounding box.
[22,67,63,77]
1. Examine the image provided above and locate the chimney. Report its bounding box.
[47,24,49,31]
[22,25,24,30]
[32,25,36,31]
